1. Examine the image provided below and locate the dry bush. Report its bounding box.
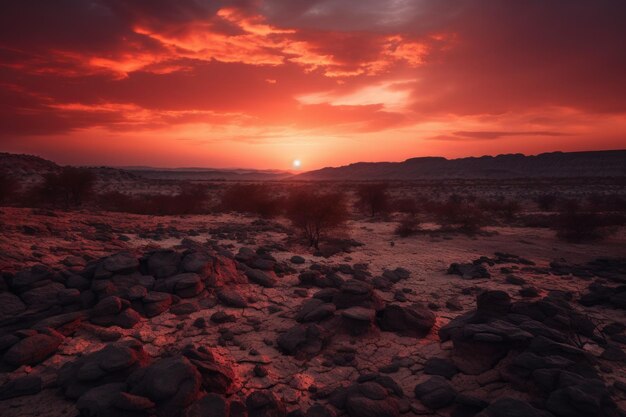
[391,197,420,215]
[0,169,19,205]
[429,194,485,233]
[355,183,390,217]
[478,197,522,222]
[553,200,609,243]
[285,187,348,249]
[554,210,604,243]
[395,215,421,237]
[29,167,96,208]
[535,194,559,211]
[97,184,210,215]
[220,183,282,217]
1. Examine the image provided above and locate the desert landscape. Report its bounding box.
[0,151,625,417]
[2,1,626,416]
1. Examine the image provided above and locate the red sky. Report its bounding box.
[1,0,625,170]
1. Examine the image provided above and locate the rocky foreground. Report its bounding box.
[0,211,625,417]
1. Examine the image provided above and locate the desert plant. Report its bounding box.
[431,194,485,233]
[535,194,558,211]
[553,200,605,243]
[36,167,96,208]
[0,169,18,205]
[355,183,390,217]
[395,215,421,237]
[392,197,420,215]
[285,187,348,250]
[220,183,282,217]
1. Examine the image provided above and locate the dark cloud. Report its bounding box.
[0,0,625,145]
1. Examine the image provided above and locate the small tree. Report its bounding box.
[356,183,390,217]
[286,188,348,250]
[220,183,281,217]
[0,169,18,205]
[40,167,96,208]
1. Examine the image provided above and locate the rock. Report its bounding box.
[58,340,149,399]
[447,263,490,280]
[113,391,156,411]
[414,376,456,409]
[345,396,399,417]
[181,251,212,274]
[92,296,124,317]
[333,280,381,309]
[291,256,306,265]
[141,292,172,317]
[520,286,540,298]
[445,297,463,311]
[476,291,511,317]
[185,393,229,417]
[102,252,139,275]
[377,303,435,337]
[246,269,277,288]
[154,273,204,298]
[305,404,335,417]
[20,282,66,307]
[342,306,375,321]
[246,390,286,417]
[10,265,52,291]
[423,358,459,380]
[217,288,248,308]
[75,382,127,417]
[146,249,181,278]
[342,307,376,335]
[3,330,63,367]
[296,299,336,323]
[505,275,527,285]
[277,324,330,359]
[0,292,26,319]
[546,380,614,417]
[254,365,269,377]
[183,346,235,394]
[0,376,43,400]
[476,398,552,417]
[127,356,202,414]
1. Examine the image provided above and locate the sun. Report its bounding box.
[292,159,302,169]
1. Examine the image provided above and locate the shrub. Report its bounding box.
[535,194,558,211]
[430,194,485,233]
[220,184,282,217]
[97,185,210,215]
[0,170,18,205]
[478,197,521,222]
[34,167,96,208]
[355,183,390,217]
[553,200,605,243]
[395,215,421,237]
[285,187,348,249]
[392,197,420,215]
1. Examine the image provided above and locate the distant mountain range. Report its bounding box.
[121,167,292,181]
[2,150,625,183]
[293,150,626,180]
[0,153,292,182]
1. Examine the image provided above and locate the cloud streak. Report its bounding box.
[0,0,625,168]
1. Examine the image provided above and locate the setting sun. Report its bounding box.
[292,159,302,169]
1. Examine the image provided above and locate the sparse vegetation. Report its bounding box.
[30,167,96,208]
[285,187,348,249]
[355,183,390,217]
[0,169,18,205]
[429,194,485,233]
[220,183,282,217]
[395,215,421,237]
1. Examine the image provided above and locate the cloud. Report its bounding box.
[1,0,625,168]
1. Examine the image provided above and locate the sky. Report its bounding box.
[1,0,625,170]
